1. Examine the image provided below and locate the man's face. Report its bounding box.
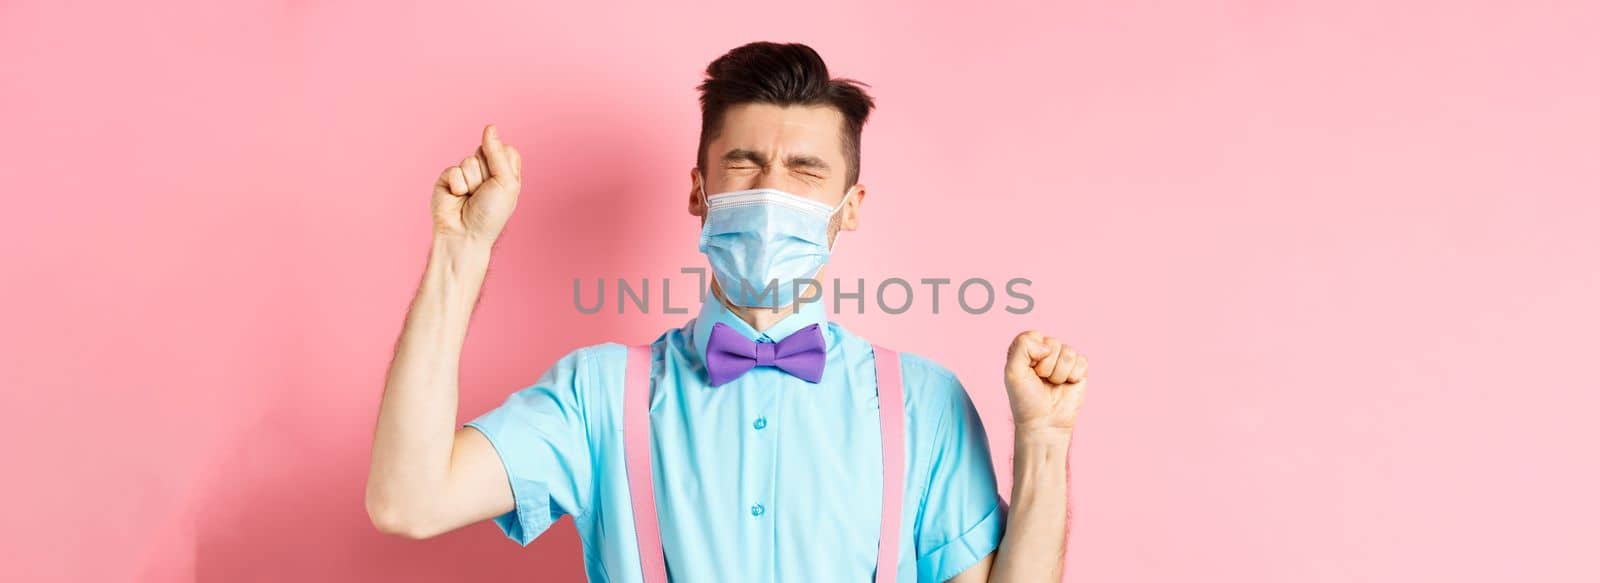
[689,102,865,240]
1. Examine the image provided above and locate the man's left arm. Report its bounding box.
[952,331,1088,583]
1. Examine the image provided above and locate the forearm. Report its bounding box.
[366,236,491,526]
[990,427,1072,582]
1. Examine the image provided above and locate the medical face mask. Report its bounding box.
[698,178,848,309]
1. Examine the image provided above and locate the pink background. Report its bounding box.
[3,1,1597,581]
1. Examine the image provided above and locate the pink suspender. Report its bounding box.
[624,346,667,583]
[622,343,906,583]
[873,345,906,583]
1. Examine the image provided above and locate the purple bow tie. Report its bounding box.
[704,322,827,386]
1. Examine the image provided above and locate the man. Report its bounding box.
[366,41,1088,582]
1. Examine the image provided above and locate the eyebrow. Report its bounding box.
[721,148,831,172]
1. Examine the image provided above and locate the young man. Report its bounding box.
[366,42,1089,582]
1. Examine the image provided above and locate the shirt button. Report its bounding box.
[753,417,767,430]
[750,503,765,517]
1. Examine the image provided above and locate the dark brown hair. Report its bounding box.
[696,41,876,188]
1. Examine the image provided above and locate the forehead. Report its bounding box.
[711,103,846,162]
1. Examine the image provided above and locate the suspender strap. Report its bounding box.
[872,344,905,583]
[624,343,906,583]
[624,345,668,583]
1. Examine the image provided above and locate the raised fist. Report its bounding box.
[432,124,522,243]
[1004,331,1089,435]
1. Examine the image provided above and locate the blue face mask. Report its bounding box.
[698,177,849,309]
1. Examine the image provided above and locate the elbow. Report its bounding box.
[365,491,440,540]
[367,508,430,540]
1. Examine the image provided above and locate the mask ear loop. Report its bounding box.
[823,185,857,253]
[697,170,711,211]
[827,186,854,215]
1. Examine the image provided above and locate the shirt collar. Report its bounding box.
[692,295,832,368]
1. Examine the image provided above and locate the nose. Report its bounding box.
[750,170,824,201]
[753,172,790,192]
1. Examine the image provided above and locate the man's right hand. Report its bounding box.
[432,124,522,244]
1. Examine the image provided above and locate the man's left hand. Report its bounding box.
[1004,331,1089,438]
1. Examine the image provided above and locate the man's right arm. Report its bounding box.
[365,125,523,539]
[365,237,514,539]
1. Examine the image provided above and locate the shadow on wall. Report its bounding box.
[191,442,589,582]
[148,89,670,582]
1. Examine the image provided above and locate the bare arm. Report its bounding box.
[365,125,523,539]
[953,332,1087,583]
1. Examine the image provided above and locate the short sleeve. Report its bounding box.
[464,346,596,546]
[911,365,1006,582]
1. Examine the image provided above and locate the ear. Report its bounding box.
[688,167,707,218]
[839,183,867,231]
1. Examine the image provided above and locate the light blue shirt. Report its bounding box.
[466,297,1004,582]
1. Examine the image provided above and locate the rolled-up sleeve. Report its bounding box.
[913,368,1005,582]
[464,347,594,546]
